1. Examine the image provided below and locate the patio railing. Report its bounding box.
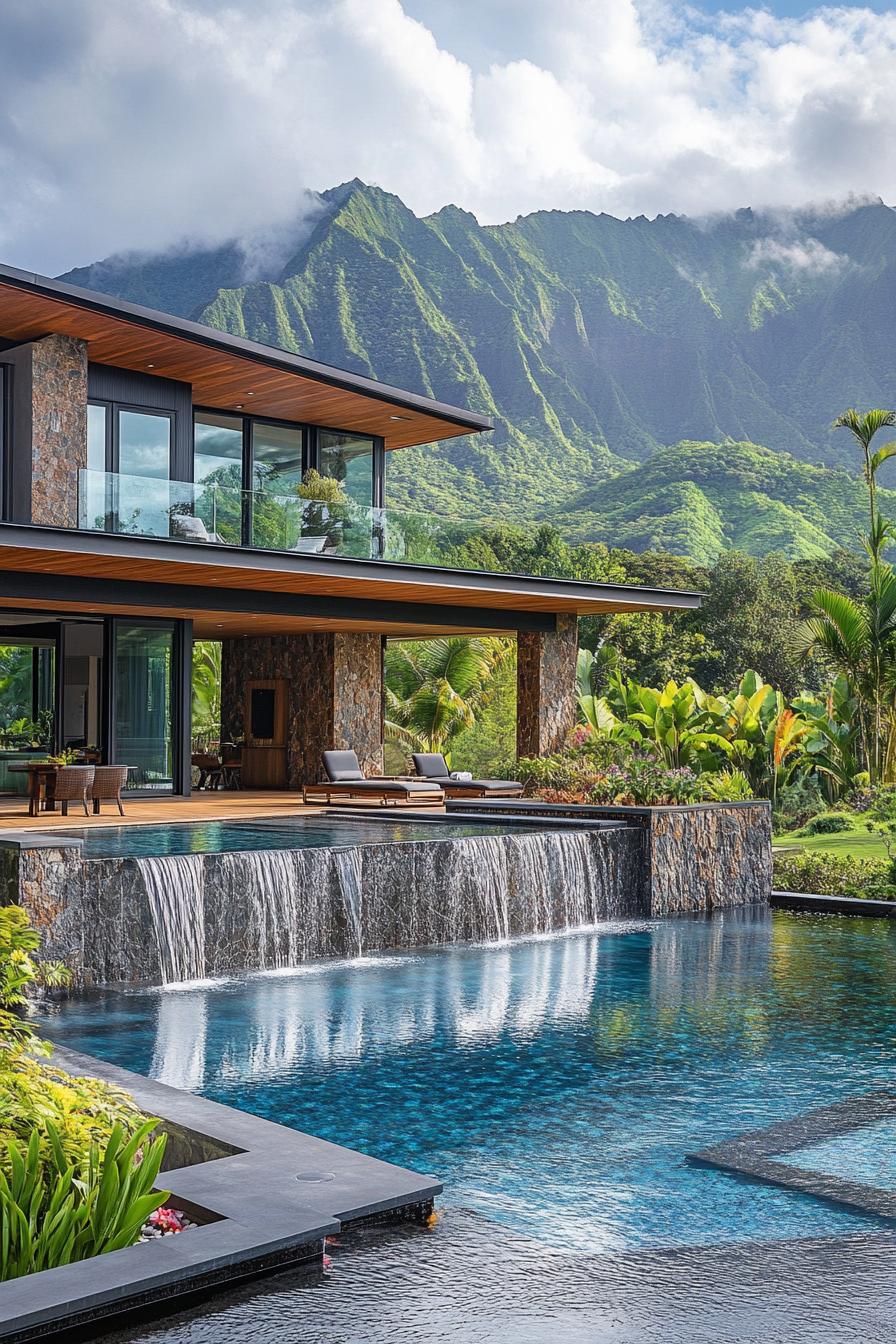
[76,469,545,575]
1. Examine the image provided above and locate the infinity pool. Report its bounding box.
[50,816,547,859]
[35,909,896,1256]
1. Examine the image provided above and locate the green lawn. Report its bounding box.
[773,828,891,861]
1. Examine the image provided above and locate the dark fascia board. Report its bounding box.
[0,522,704,614]
[0,568,557,633]
[0,261,493,435]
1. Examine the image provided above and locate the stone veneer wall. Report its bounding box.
[643,803,772,915]
[28,335,89,527]
[10,826,646,986]
[221,631,383,788]
[516,614,579,758]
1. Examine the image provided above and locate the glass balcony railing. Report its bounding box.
[77,469,546,575]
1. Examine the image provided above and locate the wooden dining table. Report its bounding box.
[8,761,63,816]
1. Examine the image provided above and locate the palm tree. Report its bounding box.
[385,636,511,759]
[833,408,896,542]
[798,564,896,784]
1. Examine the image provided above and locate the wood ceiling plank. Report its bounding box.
[0,281,483,451]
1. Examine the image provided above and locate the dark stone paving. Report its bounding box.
[0,1048,440,1343]
[690,1091,896,1221]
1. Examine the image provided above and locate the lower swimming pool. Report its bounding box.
[33,908,896,1254]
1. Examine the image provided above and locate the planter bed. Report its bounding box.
[0,1046,440,1343]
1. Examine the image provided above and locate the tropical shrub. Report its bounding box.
[796,811,855,835]
[695,769,754,803]
[517,740,621,795]
[0,904,148,1190]
[0,1120,168,1281]
[0,1056,146,1170]
[0,905,68,1057]
[587,761,700,806]
[773,850,896,900]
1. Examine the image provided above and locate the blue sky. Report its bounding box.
[0,0,894,273]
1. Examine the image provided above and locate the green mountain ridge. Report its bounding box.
[59,182,896,560]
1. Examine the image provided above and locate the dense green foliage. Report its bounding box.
[61,185,896,559]
[385,637,512,759]
[0,1120,167,1281]
[773,850,896,901]
[0,907,161,1280]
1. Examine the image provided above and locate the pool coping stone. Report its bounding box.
[0,1044,441,1342]
[771,889,896,917]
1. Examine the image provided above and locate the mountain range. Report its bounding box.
[60,182,896,562]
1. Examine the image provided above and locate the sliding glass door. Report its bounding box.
[112,622,176,791]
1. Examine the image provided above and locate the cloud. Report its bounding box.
[746,235,850,275]
[2,0,896,272]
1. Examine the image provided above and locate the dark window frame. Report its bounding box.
[88,400,176,477]
[193,406,385,542]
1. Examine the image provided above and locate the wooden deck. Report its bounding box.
[0,790,329,831]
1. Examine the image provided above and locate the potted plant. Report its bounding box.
[296,469,351,551]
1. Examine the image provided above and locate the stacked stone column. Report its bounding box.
[220,631,384,788]
[516,614,579,758]
[14,334,89,527]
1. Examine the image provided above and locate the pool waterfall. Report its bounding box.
[135,829,643,986]
[3,803,771,987]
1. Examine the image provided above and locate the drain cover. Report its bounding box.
[295,1170,336,1183]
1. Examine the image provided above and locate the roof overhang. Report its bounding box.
[0,525,701,639]
[0,263,492,450]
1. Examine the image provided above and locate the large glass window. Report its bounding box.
[251,422,303,494]
[318,430,374,509]
[194,412,243,544]
[113,623,175,791]
[86,403,107,472]
[117,410,171,478]
[116,410,172,537]
[250,422,304,549]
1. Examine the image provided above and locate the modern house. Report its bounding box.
[0,262,700,796]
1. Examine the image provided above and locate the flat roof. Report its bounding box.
[0,262,493,451]
[0,523,702,638]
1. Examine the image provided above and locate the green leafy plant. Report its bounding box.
[796,811,855,836]
[0,1119,168,1281]
[0,906,68,1058]
[43,749,79,767]
[0,905,145,1176]
[696,769,754,802]
[773,849,896,900]
[386,636,513,757]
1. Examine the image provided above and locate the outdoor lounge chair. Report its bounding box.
[302,750,445,807]
[411,752,524,798]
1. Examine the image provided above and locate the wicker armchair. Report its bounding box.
[91,765,130,815]
[53,766,95,816]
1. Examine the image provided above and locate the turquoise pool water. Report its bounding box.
[34,909,896,1254]
[785,1118,896,1191]
[51,816,545,859]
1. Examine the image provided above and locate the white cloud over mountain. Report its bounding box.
[1,0,895,271]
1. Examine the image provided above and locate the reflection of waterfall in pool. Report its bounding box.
[137,854,206,984]
[135,827,641,985]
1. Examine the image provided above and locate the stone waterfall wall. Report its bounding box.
[6,802,771,988]
[10,827,647,987]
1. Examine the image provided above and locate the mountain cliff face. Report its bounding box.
[60,182,896,559]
